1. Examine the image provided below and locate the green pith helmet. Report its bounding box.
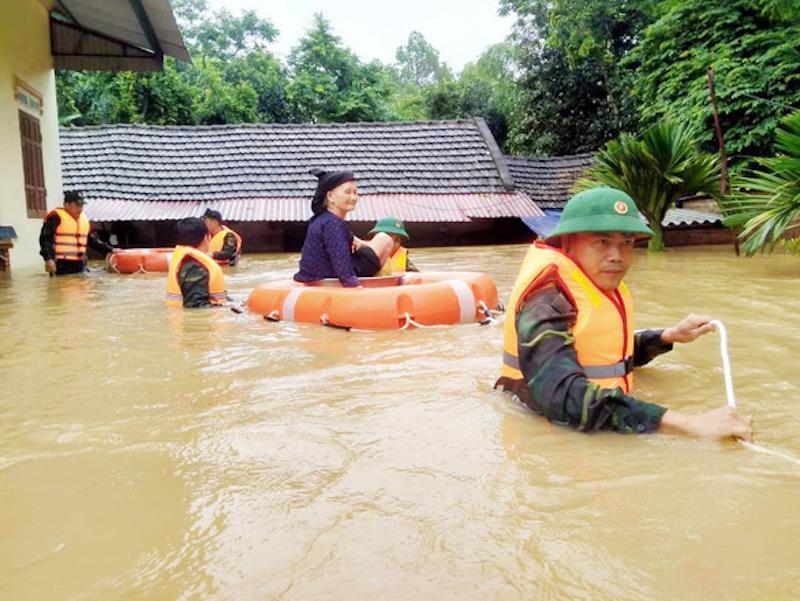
[368,216,409,240]
[545,187,654,242]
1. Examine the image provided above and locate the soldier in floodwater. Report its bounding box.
[496,187,753,441]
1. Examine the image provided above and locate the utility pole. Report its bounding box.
[707,67,729,194]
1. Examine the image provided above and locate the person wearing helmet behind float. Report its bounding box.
[203,208,242,267]
[368,217,419,276]
[496,186,753,441]
[294,169,394,288]
[165,217,228,308]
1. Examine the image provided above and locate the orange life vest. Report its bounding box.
[376,247,409,276]
[208,226,242,265]
[165,245,227,306]
[50,208,90,261]
[499,241,635,394]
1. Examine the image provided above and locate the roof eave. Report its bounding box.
[50,0,190,72]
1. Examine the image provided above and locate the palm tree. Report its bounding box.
[719,110,800,255]
[575,120,722,251]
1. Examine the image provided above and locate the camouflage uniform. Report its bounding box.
[504,283,672,433]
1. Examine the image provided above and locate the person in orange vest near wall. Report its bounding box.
[166,217,228,308]
[39,190,115,276]
[368,217,418,276]
[203,208,242,266]
[496,187,753,441]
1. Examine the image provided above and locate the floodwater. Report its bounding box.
[1,245,799,600]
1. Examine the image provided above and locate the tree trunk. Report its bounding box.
[648,221,665,252]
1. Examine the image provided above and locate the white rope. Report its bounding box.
[710,320,800,466]
[107,256,121,274]
[399,312,437,330]
[710,320,736,409]
[477,300,506,326]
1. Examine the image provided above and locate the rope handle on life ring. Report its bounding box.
[478,300,505,326]
[106,254,121,274]
[320,313,351,330]
[264,310,281,322]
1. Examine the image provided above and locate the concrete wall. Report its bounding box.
[664,226,737,247]
[0,1,63,270]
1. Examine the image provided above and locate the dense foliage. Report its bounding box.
[624,0,800,162]
[499,0,656,155]
[719,111,800,255]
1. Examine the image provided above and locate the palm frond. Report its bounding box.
[720,110,800,255]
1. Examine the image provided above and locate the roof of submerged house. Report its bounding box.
[505,153,595,209]
[60,118,543,222]
[506,152,722,228]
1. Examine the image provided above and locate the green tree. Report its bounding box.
[500,0,656,155]
[223,50,292,122]
[56,0,287,126]
[287,13,391,122]
[505,45,620,155]
[576,120,722,251]
[172,0,278,60]
[720,111,800,255]
[624,0,800,161]
[189,59,259,124]
[394,32,452,87]
[457,43,518,147]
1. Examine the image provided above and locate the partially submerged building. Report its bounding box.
[60,118,544,250]
[1,0,189,271]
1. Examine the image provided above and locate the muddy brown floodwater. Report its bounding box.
[1,244,799,600]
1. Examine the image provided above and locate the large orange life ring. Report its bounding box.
[246,272,503,330]
[107,248,173,274]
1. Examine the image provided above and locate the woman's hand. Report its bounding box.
[351,236,365,252]
[661,314,716,344]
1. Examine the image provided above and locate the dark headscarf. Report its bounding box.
[310,169,356,218]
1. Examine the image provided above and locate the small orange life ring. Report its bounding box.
[107,248,173,274]
[246,272,503,330]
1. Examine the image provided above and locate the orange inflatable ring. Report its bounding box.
[246,272,504,330]
[107,248,173,274]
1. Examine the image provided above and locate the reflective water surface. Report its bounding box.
[1,245,799,600]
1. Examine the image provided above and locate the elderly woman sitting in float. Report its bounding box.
[293,169,394,288]
[247,168,501,330]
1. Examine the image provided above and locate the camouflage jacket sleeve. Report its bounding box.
[178,257,215,308]
[211,232,238,262]
[516,284,669,433]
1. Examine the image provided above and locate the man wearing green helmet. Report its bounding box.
[367,217,418,275]
[497,187,753,440]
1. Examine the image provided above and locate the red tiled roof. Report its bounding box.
[85,192,543,223]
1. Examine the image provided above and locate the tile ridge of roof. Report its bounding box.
[473,117,514,191]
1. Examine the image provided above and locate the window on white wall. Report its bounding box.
[19,110,47,218]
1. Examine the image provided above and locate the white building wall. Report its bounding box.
[0,1,64,270]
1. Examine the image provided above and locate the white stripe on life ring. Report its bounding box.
[282,287,305,321]
[444,279,475,323]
